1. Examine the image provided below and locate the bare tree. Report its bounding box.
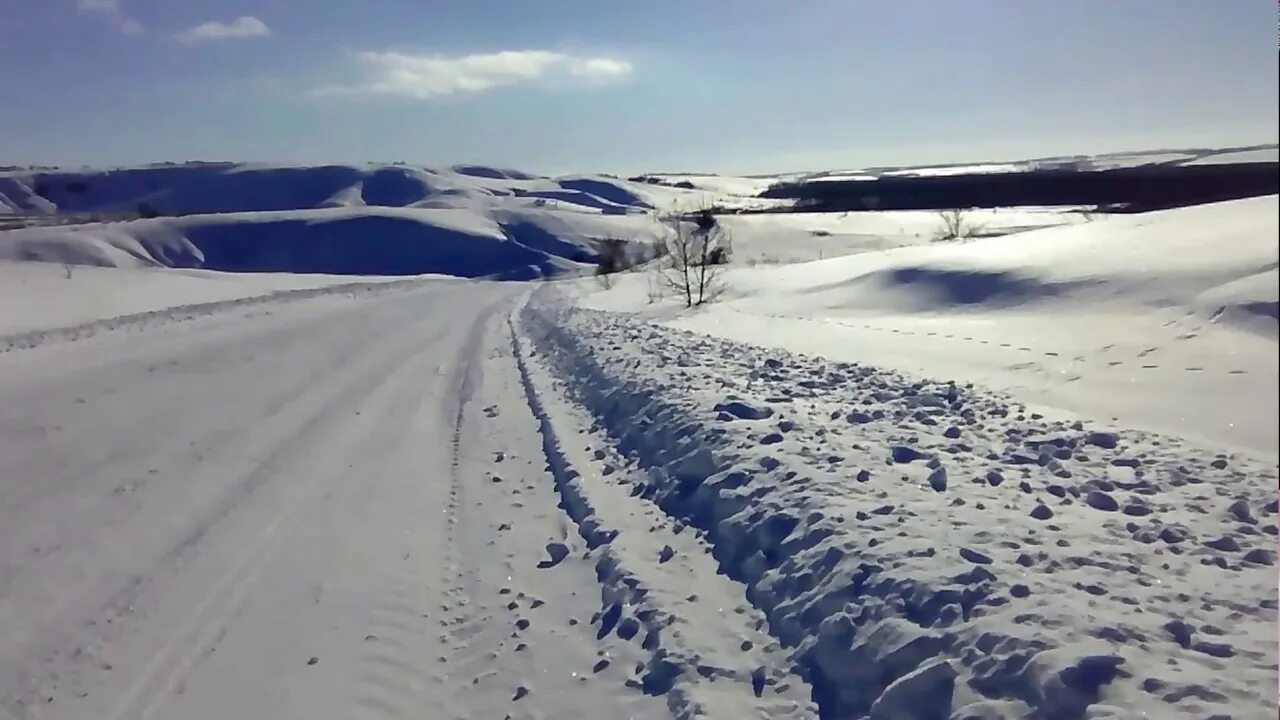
[62,261,75,279]
[659,209,731,307]
[935,208,978,242]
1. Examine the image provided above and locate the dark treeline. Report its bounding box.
[760,163,1279,213]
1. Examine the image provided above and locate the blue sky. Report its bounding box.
[1,0,1276,174]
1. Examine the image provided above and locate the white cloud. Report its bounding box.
[176,16,271,45]
[569,58,633,79]
[320,50,633,100]
[77,0,144,35]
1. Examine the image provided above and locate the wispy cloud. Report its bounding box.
[318,50,633,100]
[77,0,144,35]
[175,16,271,45]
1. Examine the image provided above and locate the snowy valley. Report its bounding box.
[0,157,1276,720]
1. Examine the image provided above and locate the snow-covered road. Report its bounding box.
[2,272,1275,720]
[0,282,810,720]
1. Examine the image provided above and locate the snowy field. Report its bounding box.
[0,158,1275,720]
[582,196,1280,457]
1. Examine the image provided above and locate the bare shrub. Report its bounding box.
[593,238,630,289]
[934,208,979,242]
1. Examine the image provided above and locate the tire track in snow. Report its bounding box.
[438,296,519,717]
[507,301,816,720]
[343,348,460,720]
[97,323,449,720]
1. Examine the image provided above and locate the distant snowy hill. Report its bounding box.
[1,146,1274,278]
[0,163,674,216]
[0,163,692,277]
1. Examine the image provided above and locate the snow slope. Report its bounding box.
[722,208,1087,264]
[582,196,1280,456]
[0,163,674,217]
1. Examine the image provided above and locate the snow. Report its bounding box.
[523,286,1278,719]
[0,163,679,218]
[1181,148,1280,166]
[0,163,716,279]
[0,260,426,336]
[879,163,1023,177]
[0,158,1275,720]
[722,208,1087,264]
[581,196,1280,456]
[0,279,820,720]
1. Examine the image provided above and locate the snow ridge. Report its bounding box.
[522,286,1279,720]
[0,276,448,353]
[509,303,817,718]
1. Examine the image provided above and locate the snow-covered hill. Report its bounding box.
[581,196,1280,456]
[0,163,695,277]
[0,163,680,217]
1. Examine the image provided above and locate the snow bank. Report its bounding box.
[521,287,1279,720]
